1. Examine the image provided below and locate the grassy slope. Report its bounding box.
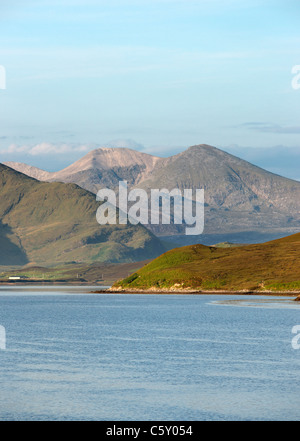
[0,260,150,284]
[0,164,165,265]
[114,232,300,291]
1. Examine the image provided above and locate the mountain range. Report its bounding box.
[5,144,300,244]
[0,163,165,266]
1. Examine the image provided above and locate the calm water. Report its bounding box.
[0,286,299,421]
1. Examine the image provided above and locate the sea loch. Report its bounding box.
[0,286,299,421]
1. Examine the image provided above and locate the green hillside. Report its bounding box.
[113,232,300,292]
[0,260,150,284]
[0,164,165,265]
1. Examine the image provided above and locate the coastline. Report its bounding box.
[94,288,300,296]
[0,281,109,286]
[1,282,299,298]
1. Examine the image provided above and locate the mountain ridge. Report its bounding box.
[4,143,300,239]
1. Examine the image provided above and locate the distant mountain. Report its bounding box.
[5,148,160,194]
[137,144,300,237]
[5,144,300,241]
[112,232,300,292]
[222,144,300,182]
[0,164,165,266]
[3,162,53,181]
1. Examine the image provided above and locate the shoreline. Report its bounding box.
[0,282,299,298]
[0,281,108,286]
[93,288,300,296]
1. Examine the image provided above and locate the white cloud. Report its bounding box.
[1,142,90,156]
[4,144,29,154]
[1,140,146,156]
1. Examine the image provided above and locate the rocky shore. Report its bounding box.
[91,287,300,297]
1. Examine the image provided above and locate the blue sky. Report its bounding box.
[0,0,299,178]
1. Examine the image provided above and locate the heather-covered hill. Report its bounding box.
[113,232,300,292]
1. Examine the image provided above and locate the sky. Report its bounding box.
[0,0,299,178]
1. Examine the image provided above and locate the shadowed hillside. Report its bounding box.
[0,164,165,265]
[0,221,28,265]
